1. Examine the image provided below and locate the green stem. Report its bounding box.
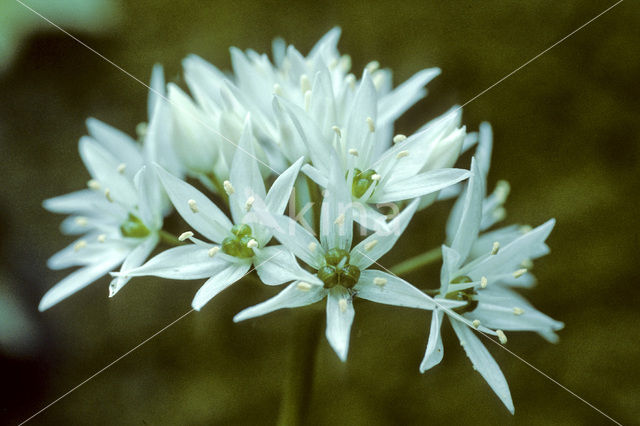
[277,309,321,426]
[390,246,442,276]
[158,229,183,246]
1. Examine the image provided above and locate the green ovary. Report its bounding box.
[221,224,255,258]
[351,168,378,198]
[445,275,478,314]
[120,214,151,238]
[318,248,361,289]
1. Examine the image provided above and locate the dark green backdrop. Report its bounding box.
[1,0,638,424]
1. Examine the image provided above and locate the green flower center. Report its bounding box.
[351,168,379,199]
[221,224,255,258]
[120,214,151,238]
[318,248,361,289]
[445,275,478,314]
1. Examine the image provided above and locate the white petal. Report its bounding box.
[265,157,304,216]
[440,245,460,294]
[148,63,165,120]
[192,263,251,310]
[475,122,493,177]
[448,158,484,265]
[308,27,341,61]
[109,234,159,296]
[301,163,328,188]
[355,270,454,310]
[43,190,109,215]
[233,281,327,322]
[134,167,163,230]
[450,319,514,414]
[351,202,391,233]
[464,219,555,279]
[254,246,322,286]
[39,255,127,311]
[420,309,445,372]
[78,137,138,207]
[344,71,377,161]
[252,209,324,269]
[85,118,143,176]
[154,164,232,243]
[350,200,418,269]
[320,160,353,251]
[121,244,233,279]
[47,238,130,270]
[325,286,355,362]
[228,115,267,223]
[378,68,440,126]
[373,168,470,203]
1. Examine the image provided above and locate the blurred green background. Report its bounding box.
[1,0,639,424]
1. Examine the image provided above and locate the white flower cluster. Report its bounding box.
[41,28,562,413]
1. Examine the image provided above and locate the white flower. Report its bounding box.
[40,66,173,310]
[233,159,462,361]
[420,158,563,413]
[115,116,304,311]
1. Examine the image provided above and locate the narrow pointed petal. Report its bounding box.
[85,118,143,175]
[450,320,514,414]
[355,270,461,310]
[350,200,418,269]
[476,122,493,177]
[344,71,377,159]
[134,167,163,230]
[154,164,232,243]
[265,157,304,215]
[325,286,355,362]
[440,245,460,295]
[234,281,327,322]
[320,160,353,251]
[351,202,391,233]
[301,164,328,188]
[47,238,129,270]
[148,64,165,119]
[448,158,484,265]
[79,137,138,207]
[420,309,445,372]
[109,234,159,296]
[254,246,322,286]
[121,244,232,279]
[378,68,441,126]
[192,263,251,310]
[373,168,470,203]
[43,190,110,215]
[39,255,127,311]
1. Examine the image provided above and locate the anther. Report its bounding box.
[223,180,235,195]
[366,116,375,133]
[338,298,348,313]
[208,247,220,257]
[491,241,500,255]
[364,240,378,251]
[300,74,311,93]
[348,148,359,156]
[117,163,126,174]
[188,199,199,213]
[104,188,113,202]
[97,234,106,243]
[492,207,506,221]
[75,217,88,226]
[308,242,317,252]
[393,134,407,144]
[513,268,527,278]
[371,174,381,181]
[396,150,409,159]
[346,74,356,90]
[339,55,351,72]
[480,276,488,288]
[365,60,380,73]
[246,239,258,249]
[496,330,508,344]
[297,281,312,291]
[245,196,255,210]
[373,277,387,286]
[332,126,342,138]
[74,240,87,251]
[472,319,481,329]
[520,225,532,234]
[178,231,193,241]
[521,258,534,269]
[513,307,525,316]
[87,179,101,190]
[334,213,345,226]
[495,180,511,203]
[273,83,283,96]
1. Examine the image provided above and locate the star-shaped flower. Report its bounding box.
[233,159,462,361]
[420,158,563,413]
[40,66,174,310]
[115,116,303,310]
